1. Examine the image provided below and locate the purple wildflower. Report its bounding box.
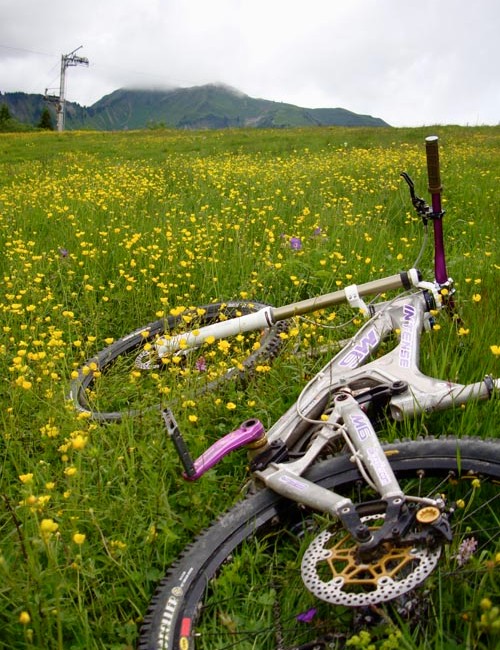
[290,237,302,250]
[195,356,207,372]
[313,226,322,236]
[59,247,69,258]
[454,537,478,566]
[296,608,317,623]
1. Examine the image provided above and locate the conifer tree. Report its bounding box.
[38,107,54,130]
[0,103,11,123]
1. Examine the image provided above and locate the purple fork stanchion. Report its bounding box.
[184,419,265,481]
[425,136,449,287]
[432,206,448,286]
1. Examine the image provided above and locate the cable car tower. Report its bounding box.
[45,46,89,132]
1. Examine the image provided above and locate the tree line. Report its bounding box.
[0,104,54,132]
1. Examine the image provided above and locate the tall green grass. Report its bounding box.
[0,125,498,649]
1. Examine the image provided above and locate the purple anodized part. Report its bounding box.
[432,194,448,286]
[184,419,265,480]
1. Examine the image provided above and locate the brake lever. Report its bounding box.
[400,172,433,224]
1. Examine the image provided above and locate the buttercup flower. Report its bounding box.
[72,533,86,545]
[40,518,58,539]
[19,611,31,625]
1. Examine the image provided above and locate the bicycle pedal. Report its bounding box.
[162,409,196,478]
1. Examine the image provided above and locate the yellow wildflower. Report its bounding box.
[40,518,58,536]
[71,435,88,450]
[218,340,230,353]
[19,611,31,625]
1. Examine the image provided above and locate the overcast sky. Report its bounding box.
[1,0,498,127]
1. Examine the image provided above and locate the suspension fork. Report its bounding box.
[403,136,454,309]
[425,136,449,287]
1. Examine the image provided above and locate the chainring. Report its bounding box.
[301,513,441,607]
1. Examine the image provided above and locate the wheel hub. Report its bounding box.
[301,514,441,606]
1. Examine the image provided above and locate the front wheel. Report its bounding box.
[68,301,286,422]
[138,437,500,650]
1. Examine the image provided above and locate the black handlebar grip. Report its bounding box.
[425,135,442,194]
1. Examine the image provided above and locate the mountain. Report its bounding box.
[0,84,390,130]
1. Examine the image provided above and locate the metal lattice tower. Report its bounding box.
[45,46,89,132]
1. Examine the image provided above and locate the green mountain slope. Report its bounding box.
[0,84,390,130]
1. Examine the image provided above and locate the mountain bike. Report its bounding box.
[69,137,499,649]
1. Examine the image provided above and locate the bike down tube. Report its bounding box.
[167,293,428,483]
[263,291,431,450]
[155,271,417,357]
[262,300,404,451]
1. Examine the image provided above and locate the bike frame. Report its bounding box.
[163,136,498,552]
[253,288,497,546]
[166,282,497,541]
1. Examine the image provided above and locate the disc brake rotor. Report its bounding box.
[134,349,161,370]
[134,347,195,370]
[301,513,441,607]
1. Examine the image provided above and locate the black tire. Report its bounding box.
[68,301,286,422]
[138,437,500,650]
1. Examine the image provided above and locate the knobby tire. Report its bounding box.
[68,301,286,422]
[138,437,500,650]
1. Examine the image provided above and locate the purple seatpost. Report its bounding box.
[184,419,265,481]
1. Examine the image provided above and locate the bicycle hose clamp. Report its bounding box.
[344,284,370,317]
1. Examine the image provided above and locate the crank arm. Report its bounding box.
[163,409,266,480]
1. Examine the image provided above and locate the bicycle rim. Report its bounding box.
[68,301,285,421]
[138,437,500,650]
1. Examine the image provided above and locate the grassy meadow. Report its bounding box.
[0,125,498,649]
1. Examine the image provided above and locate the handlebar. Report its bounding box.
[403,137,450,291]
[425,136,442,194]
